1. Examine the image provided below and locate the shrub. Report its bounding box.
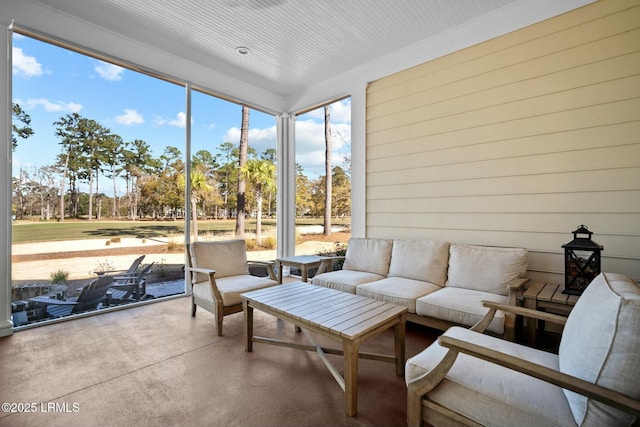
[261,235,276,249]
[167,240,181,251]
[50,269,69,284]
[245,239,257,250]
[92,259,115,275]
[110,237,121,243]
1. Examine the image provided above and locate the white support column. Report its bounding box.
[184,83,192,293]
[0,19,14,337]
[350,84,367,238]
[276,113,296,258]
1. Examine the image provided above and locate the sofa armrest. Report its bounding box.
[315,256,346,275]
[438,335,640,418]
[508,277,529,292]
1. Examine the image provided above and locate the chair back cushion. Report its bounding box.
[446,244,527,296]
[342,238,393,277]
[388,239,449,286]
[559,272,640,426]
[190,240,249,281]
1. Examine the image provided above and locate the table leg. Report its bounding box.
[301,266,308,283]
[243,300,253,352]
[394,314,406,376]
[278,262,284,284]
[525,298,537,347]
[344,340,358,416]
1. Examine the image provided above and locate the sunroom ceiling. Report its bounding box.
[6,0,593,112]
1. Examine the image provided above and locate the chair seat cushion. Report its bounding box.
[312,270,384,294]
[193,274,278,307]
[406,327,576,427]
[356,277,440,313]
[415,287,507,334]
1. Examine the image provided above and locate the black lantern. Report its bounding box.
[562,225,603,295]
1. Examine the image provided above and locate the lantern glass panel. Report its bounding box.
[564,248,601,295]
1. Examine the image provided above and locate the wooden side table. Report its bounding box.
[276,255,323,284]
[523,282,579,346]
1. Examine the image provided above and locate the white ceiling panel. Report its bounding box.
[3,0,595,111]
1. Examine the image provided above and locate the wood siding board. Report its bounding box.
[365,0,640,283]
[367,4,640,103]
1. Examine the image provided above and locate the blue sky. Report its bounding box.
[11,33,351,194]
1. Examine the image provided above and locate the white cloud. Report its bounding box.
[302,98,351,124]
[94,61,124,81]
[330,98,351,123]
[115,109,144,125]
[223,125,277,155]
[294,119,351,177]
[25,98,82,113]
[12,47,43,78]
[154,112,190,128]
[220,120,350,178]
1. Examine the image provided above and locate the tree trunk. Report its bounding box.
[235,105,249,238]
[255,192,263,246]
[323,105,332,236]
[112,168,118,218]
[88,169,94,220]
[59,150,71,222]
[191,197,199,241]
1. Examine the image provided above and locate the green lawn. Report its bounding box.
[11,218,350,243]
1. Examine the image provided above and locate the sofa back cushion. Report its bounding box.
[388,239,450,286]
[190,240,249,282]
[446,243,527,296]
[343,238,393,277]
[559,272,640,426]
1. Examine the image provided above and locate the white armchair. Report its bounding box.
[186,240,279,336]
[406,272,640,427]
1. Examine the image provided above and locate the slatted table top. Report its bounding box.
[523,281,580,306]
[241,282,407,340]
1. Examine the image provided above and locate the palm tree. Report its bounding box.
[235,105,249,238]
[239,158,275,246]
[188,168,212,241]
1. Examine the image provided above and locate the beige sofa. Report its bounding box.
[312,238,528,338]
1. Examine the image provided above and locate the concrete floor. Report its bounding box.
[0,295,438,427]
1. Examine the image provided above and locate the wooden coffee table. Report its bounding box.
[241,282,407,416]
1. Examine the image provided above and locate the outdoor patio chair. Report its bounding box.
[102,254,145,277]
[406,272,640,427]
[108,262,155,302]
[29,275,114,319]
[186,239,279,336]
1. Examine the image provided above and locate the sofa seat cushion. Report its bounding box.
[406,327,576,427]
[356,277,441,313]
[193,275,278,307]
[312,270,384,294]
[342,238,393,276]
[415,287,507,334]
[558,272,640,426]
[388,239,450,286]
[446,243,527,296]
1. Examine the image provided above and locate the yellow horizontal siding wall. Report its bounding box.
[366,0,640,284]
